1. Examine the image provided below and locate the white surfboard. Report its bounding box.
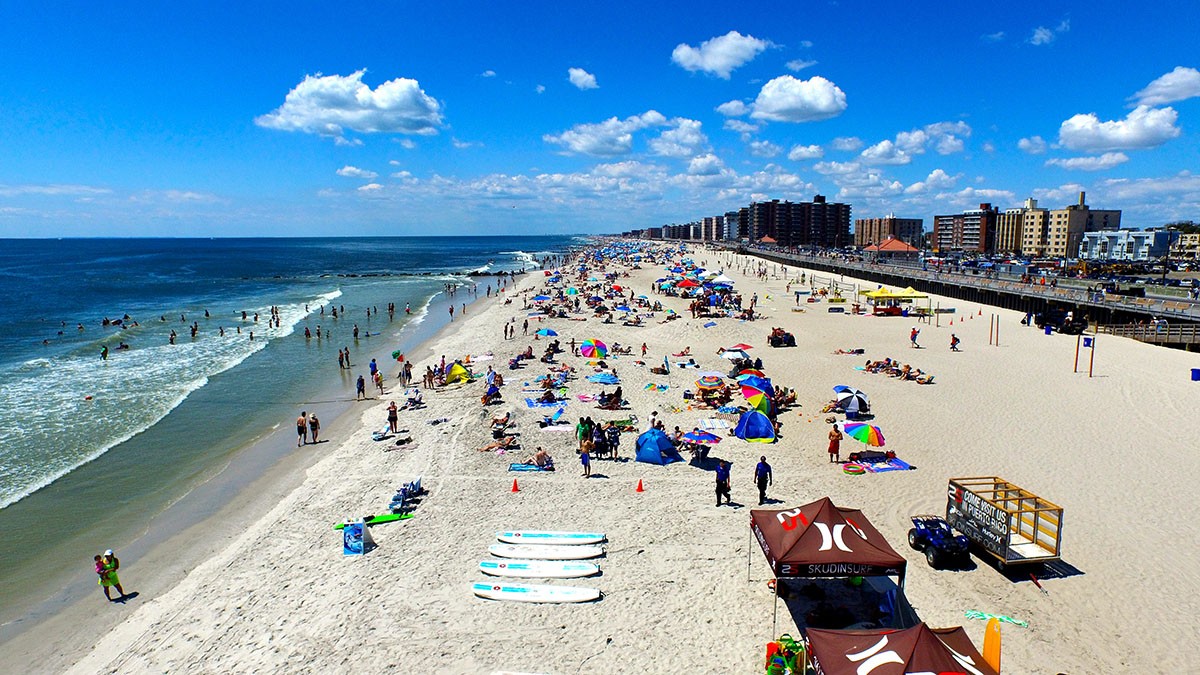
[496,530,606,546]
[472,582,600,603]
[479,559,600,579]
[488,543,604,560]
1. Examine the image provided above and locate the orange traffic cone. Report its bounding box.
[978,308,983,316]
[950,319,954,325]
[511,479,520,493]
[636,479,644,492]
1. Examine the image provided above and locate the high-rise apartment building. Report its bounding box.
[997,198,1046,254]
[932,204,999,253]
[1040,192,1121,258]
[854,214,923,248]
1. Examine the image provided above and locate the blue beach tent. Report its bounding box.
[734,410,776,443]
[635,429,684,465]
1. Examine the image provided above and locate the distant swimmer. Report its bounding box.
[100,345,108,360]
[305,327,311,339]
[117,343,130,350]
[405,303,411,314]
[204,309,210,318]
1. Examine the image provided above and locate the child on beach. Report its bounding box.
[909,327,921,349]
[580,438,592,477]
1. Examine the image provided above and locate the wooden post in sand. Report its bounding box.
[989,314,994,345]
[935,303,940,328]
[995,316,1000,347]
[1088,327,1097,378]
[1073,334,1081,373]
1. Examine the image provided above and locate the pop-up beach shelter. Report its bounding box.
[749,497,907,632]
[635,428,684,465]
[734,410,776,443]
[444,362,471,385]
[806,624,997,675]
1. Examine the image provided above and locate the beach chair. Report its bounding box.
[541,407,567,427]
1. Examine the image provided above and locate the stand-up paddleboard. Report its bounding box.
[472,582,600,603]
[488,543,604,560]
[479,559,600,579]
[333,513,413,529]
[497,530,606,546]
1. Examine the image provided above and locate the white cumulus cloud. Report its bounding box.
[1058,105,1181,151]
[905,169,959,194]
[357,183,383,192]
[748,140,782,158]
[687,153,726,176]
[568,68,598,90]
[671,30,772,79]
[481,70,496,78]
[831,136,863,152]
[1045,152,1130,171]
[1029,26,1055,45]
[859,140,912,165]
[786,59,818,71]
[255,70,444,139]
[543,111,668,156]
[787,144,823,160]
[723,119,758,135]
[337,165,378,179]
[750,75,847,123]
[1018,136,1048,154]
[648,119,708,158]
[716,100,750,117]
[1130,66,1200,106]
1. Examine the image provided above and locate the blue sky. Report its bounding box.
[2,1,1199,237]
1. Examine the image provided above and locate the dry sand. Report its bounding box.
[11,244,1200,673]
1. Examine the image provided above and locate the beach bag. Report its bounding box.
[765,634,802,673]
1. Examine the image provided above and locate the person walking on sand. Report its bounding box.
[308,413,320,443]
[950,334,961,352]
[754,456,773,505]
[828,424,843,463]
[909,326,921,349]
[715,460,732,506]
[96,549,125,601]
[580,437,592,477]
[356,375,366,400]
[641,342,648,357]
[296,411,308,446]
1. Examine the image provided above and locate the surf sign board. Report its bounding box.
[488,543,604,560]
[479,559,600,579]
[472,582,600,603]
[496,530,606,546]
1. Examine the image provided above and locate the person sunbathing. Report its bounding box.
[524,447,554,469]
[479,436,518,452]
[538,389,559,403]
[491,412,511,428]
[520,346,534,359]
[834,348,865,355]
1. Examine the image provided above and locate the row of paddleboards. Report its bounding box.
[473,530,606,603]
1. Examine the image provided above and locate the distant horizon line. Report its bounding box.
[0,233,596,241]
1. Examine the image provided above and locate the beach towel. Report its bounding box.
[643,383,669,391]
[698,418,730,430]
[525,398,563,408]
[863,458,914,473]
[586,374,620,384]
[509,463,554,472]
[576,394,598,402]
[703,321,717,328]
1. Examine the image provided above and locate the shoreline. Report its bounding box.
[0,270,523,664]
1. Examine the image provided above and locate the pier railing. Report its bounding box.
[1097,323,1200,345]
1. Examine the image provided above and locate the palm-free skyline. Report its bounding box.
[2,1,1198,237]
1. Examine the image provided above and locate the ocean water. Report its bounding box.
[0,236,578,624]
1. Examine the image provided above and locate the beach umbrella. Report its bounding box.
[681,430,722,445]
[532,295,551,302]
[842,422,886,447]
[580,339,607,358]
[720,349,751,361]
[535,328,558,337]
[612,285,622,291]
[677,279,700,288]
[566,287,579,296]
[737,368,766,378]
[731,343,754,351]
[695,374,725,390]
[835,387,869,411]
[615,305,631,312]
[637,294,648,299]
[744,391,772,415]
[739,376,775,398]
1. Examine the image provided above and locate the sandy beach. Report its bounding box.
[8,241,1200,673]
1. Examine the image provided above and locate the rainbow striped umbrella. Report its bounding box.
[695,374,725,390]
[739,376,775,398]
[842,422,886,447]
[737,369,766,378]
[580,339,607,358]
[681,430,722,444]
[744,391,772,414]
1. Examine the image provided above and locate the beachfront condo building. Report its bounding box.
[996,198,1048,254]
[854,214,923,248]
[748,196,851,248]
[1016,192,1120,257]
[1078,229,1178,261]
[1171,232,1200,260]
[932,204,999,253]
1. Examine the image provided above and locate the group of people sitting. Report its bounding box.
[596,385,624,410]
[767,327,796,347]
[863,358,935,384]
